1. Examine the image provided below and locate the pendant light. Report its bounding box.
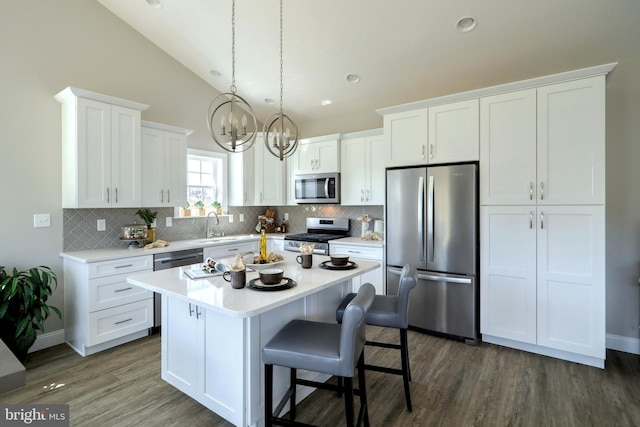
[207,0,257,153]
[263,0,298,161]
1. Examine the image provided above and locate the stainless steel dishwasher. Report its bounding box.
[152,247,204,332]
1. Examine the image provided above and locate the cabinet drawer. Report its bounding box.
[87,299,153,346]
[88,275,153,312]
[88,255,153,279]
[330,244,383,261]
[204,241,258,261]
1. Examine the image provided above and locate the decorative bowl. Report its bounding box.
[259,268,284,285]
[330,254,350,266]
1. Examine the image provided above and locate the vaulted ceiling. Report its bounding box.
[96,0,639,135]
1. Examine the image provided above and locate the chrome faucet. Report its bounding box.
[206,211,222,238]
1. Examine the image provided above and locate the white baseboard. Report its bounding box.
[29,329,65,353]
[606,333,640,355]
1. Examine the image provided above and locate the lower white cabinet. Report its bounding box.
[203,240,258,261]
[480,205,605,367]
[63,255,154,356]
[330,242,384,294]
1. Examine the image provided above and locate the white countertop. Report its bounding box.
[126,251,380,318]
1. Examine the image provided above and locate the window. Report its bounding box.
[186,149,227,214]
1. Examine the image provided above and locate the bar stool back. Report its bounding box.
[336,264,418,411]
[263,283,376,427]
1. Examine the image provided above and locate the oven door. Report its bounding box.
[294,173,340,204]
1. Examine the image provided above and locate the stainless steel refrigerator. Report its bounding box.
[386,162,479,344]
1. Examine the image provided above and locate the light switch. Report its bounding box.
[166,217,172,227]
[239,214,245,222]
[284,213,289,221]
[97,219,106,231]
[33,214,51,228]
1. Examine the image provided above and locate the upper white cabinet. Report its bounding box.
[228,144,255,206]
[383,109,427,166]
[382,100,479,167]
[480,77,605,206]
[428,99,479,163]
[291,135,340,174]
[55,87,148,208]
[340,130,385,206]
[141,121,191,208]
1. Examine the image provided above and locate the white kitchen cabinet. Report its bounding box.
[63,255,154,356]
[254,136,286,205]
[480,77,605,206]
[55,87,148,208]
[291,136,340,174]
[383,109,428,167]
[481,205,605,366]
[428,99,479,163]
[141,121,191,208]
[383,100,479,167]
[268,237,284,253]
[330,242,384,294]
[228,145,255,206]
[203,240,258,261]
[340,131,385,206]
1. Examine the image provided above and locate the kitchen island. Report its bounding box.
[126,251,379,427]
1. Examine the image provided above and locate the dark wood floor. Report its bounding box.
[2,327,639,426]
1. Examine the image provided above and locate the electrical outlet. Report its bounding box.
[33,214,51,228]
[239,214,245,222]
[228,214,234,223]
[284,213,289,221]
[97,219,106,231]
[166,217,172,227]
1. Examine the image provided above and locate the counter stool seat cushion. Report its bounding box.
[336,294,399,328]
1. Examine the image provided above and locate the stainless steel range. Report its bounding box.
[284,217,349,255]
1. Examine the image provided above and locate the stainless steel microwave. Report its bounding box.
[294,172,340,204]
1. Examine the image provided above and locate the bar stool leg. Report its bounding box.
[400,329,412,412]
[290,367,297,421]
[357,353,370,427]
[344,376,355,427]
[265,364,273,427]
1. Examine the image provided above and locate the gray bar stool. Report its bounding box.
[336,264,417,411]
[263,283,375,427]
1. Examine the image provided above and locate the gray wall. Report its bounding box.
[1,0,639,350]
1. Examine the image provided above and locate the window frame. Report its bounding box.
[185,148,228,214]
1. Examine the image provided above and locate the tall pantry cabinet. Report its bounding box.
[480,74,608,368]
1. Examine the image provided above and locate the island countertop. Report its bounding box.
[127,251,380,318]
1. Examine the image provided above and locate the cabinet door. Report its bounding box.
[295,143,316,174]
[480,206,537,344]
[76,97,111,208]
[164,131,187,207]
[480,89,537,205]
[110,105,142,207]
[536,205,605,358]
[383,109,427,167]
[315,140,339,173]
[340,138,366,205]
[537,76,605,205]
[162,297,201,395]
[141,126,165,206]
[365,134,385,205]
[228,147,254,206]
[428,99,479,163]
[254,139,285,205]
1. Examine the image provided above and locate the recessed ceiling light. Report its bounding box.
[146,0,162,9]
[321,100,332,106]
[456,16,477,32]
[209,69,221,77]
[264,98,275,105]
[345,74,360,84]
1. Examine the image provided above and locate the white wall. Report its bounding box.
[1,0,638,351]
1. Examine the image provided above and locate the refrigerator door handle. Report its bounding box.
[418,176,425,261]
[418,273,473,285]
[388,267,404,276]
[427,174,435,262]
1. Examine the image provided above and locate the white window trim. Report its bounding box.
[186,148,228,212]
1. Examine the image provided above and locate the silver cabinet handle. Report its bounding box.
[115,187,118,204]
[160,190,164,203]
[196,308,202,319]
[540,182,544,200]
[429,144,434,159]
[347,250,361,254]
[114,264,133,269]
[540,211,544,229]
[421,145,426,160]
[115,318,132,325]
[361,189,365,202]
[530,211,533,229]
[530,182,534,200]
[366,189,370,201]
[310,159,314,170]
[189,303,195,317]
[107,187,110,203]
[167,189,170,203]
[114,287,133,293]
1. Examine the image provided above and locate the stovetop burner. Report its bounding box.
[285,232,346,243]
[283,217,350,255]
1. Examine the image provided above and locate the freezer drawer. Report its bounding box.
[387,267,478,344]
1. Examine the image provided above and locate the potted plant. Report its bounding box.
[136,208,158,242]
[193,200,206,216]
[182,201,191,217]
[0,265,61,361]
[212,201,223,215]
